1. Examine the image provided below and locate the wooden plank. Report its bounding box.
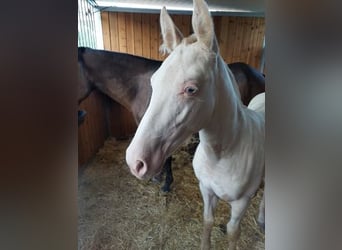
[248,17,257,67]
[150,14,160,60]
[92,92,103,147]
[249,17,261,68]
[118,12,127,52]
[239,18,251,63]
[220,16,230,62]
[171,15,182,34]
[243,17,254,62]
[141,14,151,58]
[101,12,111,50]
[229,17,240,63]
[213,16,222,43]
[79,94,92,165]
[255,17,265,69]
[170,14,190,37]
[171,15,191,37]
[109,12,119,52]
[227,16,236,63]
[233,17,246,62]
[216,16,226,61]
[78,91,108,166]
[125,13,135,54]
[133,13,143,56]
[248,17,265,68]
[219,16,234,63]
[246,17,257,65]
[181,15,191,37]
[89,93,98,155]
[231,17,241,62]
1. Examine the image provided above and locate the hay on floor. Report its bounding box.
[78,137,264,250]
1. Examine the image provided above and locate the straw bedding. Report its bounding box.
[78,137,264,250]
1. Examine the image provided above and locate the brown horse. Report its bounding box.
[228,62,265,105]
[78,47,265,192]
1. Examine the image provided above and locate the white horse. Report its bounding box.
[126,0,265,249]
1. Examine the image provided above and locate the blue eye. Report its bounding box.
[184,86,198,95]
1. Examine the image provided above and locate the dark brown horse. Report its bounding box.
[228,62,266,105]
[78,47,265,192]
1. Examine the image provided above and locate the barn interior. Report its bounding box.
[78,0,265,249]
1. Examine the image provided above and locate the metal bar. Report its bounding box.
[78,0,102,48]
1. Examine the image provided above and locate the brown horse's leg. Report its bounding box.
[161,156,173,192]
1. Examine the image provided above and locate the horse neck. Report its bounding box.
[199,56,245,153]
[89,53,157,114]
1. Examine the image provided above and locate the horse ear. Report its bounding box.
[160,7,184,54]
[192,0,216,52]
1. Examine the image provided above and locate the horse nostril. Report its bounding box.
[135,160,147,178]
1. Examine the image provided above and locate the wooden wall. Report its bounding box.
[78,11,265,166]
[214,16,265,69]
[101,12,191,61]
[78,90,136,167]
[100,12,265,69]
[78,90,110,166]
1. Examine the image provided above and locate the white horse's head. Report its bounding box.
[126,0,220,179]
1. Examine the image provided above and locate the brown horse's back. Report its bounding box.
[79,47,265,108]
[228,62,265,105]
